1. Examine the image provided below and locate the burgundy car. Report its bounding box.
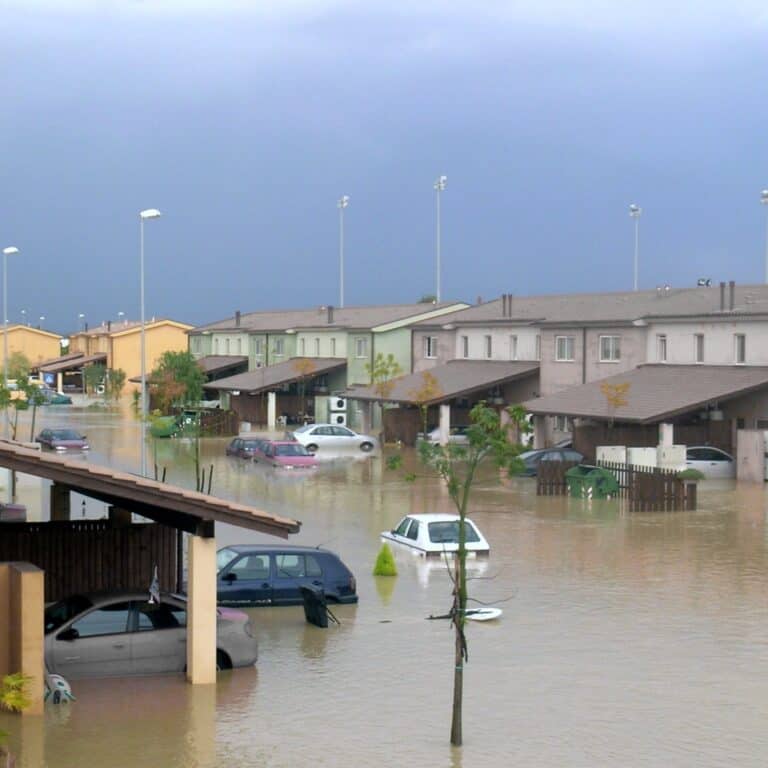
[225,437,268,460]
[260,441,318,469]
[36,428,89,451]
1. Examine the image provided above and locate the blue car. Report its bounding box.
[216,545,358,607]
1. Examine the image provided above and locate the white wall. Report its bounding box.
[454,326,540,362]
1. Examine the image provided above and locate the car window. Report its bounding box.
[217,548,239,571]
[690,447,730,461]
[394,517,411,536]
[229,554,270,580]
[135,602,186,631]
[333,427,354,437]
[45,595,93,634]
[276,554,306,578]
[563,451,583,461]
[405,520,419,541]
[306,555,322,577]
[428,521,481,544]
[69,602,131,638]
[539,451,561,462]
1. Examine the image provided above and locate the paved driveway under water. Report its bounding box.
[3,408,768,766]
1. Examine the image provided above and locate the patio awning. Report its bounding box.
[203,357,346,395]
[39,353,107,374]
[345,360,540,405]
[196,355,249,375]
[523,364,768,423]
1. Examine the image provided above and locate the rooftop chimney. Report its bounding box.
[719,281,726,311]
[501,294,507,317]
[507,293,512,317]
[327,305,334,324]
[477,295,483,305]
[235,310,241,327]
[729,280,735,310]
[107,320,111,333]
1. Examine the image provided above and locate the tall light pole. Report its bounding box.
[139,208,162,477]
[434,175,447,302]
[20,309,26,326]
[2,247,18,439]
[761,190,768,283]
[337,195,349,308]
[78,313,85,332]
[629,204,642,291]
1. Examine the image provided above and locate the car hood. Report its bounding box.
[273,455,318,467]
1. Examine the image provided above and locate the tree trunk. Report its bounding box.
[450,547,465,745]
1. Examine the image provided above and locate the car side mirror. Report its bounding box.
[58,627,79,642]
[222,572,237,583]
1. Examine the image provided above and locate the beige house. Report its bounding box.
[2,325,62,368]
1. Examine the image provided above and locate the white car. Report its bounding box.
[288,423,377,454]
[685,446,735,479]
[381,513,490,556]
[417,426,470,445]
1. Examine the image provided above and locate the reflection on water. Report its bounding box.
[4,408,768,766]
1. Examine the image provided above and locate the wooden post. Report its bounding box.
[50,483,71,521]
[187,533,217,685]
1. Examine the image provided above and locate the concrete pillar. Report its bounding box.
[0,563,45,716]
[659,423,674,447]
[439,404,451,446]
[267,391,277,430]
[50,483,71,521]
[56,372,63,394]
[187,534,217,685]
[533,415,546,449]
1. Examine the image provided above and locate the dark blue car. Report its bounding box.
[216,545,358,607]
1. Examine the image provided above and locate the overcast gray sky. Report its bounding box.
[2,1,768,332]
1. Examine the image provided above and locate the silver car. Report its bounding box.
[288,423,377,453]
[44,591,257,678]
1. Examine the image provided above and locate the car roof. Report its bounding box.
[399,513,473,523]
[687,445,732,454]
[223,544,337,555]
[63,590,183,604]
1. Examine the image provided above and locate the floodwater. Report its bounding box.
[4,407,768,767]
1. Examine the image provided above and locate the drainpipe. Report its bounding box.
[582,327,587,384]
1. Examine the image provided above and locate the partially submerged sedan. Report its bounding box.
[381,513,490,556]
[36,428,89,451]
[260,441,318,469]
[44,591,257,678]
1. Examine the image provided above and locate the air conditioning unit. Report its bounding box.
[329,396,347,412]
[331,412,347,426]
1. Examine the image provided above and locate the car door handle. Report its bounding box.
[312,580,322,586]
[112,643,126,650]
[178,638,187,644]
[262,582,270,588]
[64,656,81,661]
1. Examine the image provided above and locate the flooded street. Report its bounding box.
[4,408,768,766]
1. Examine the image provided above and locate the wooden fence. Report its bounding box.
[536,460,697,512]
[0,520,178,602]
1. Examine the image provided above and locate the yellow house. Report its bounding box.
[2,325,62,368]
[69,318,193,393]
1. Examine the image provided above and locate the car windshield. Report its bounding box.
[293,425,313,434]
[274,444,309,456]
[519,451,539,461]
[44,594,93,634]
[216,548,239,572]
[50,429,82,440]
[242,441,262,451]
[428,521,481,544]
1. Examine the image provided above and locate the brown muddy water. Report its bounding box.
[3,408,768,767]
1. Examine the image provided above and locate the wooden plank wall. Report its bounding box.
[0,521,178,602]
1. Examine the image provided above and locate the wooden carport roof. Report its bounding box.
[0,441,300,538]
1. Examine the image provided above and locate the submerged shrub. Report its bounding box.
[373,543,397,577]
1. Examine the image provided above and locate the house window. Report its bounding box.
[535,335,541,360]
[299,338,305,356]
[461,336,469,358]
[424,336,438,359]
[657,334,667,362]
[236,338,242,354]
[599,335,621,362]
[330,337,337,356]
[274,338,285,357]
[510,335,518,360]
[735,334,746,364]
[355,337,368,358]
[254,339,263,357]
[213,338,219,353]
[225,338,230,354]
[484,335,492,359]
[694,333,704,363]
[553,415,572,432]
[314,338,320,356]
[555,336,575,362]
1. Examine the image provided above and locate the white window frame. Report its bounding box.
[657,334,667,362]
[535,335,541,361]
[424,336,438,359]
[236,338,242,354]
[213,338,219,353]
[484,335,492,359]
[510,335,518,361]
[274,338,285,357]
[694,333,704,364]
[314,337,320,356]
[225,338,230,354]
[599,335,621,362]
[330,337,337,357]
[555,335,575,362]
[254,338,263,357]
[553,415,572,432]
[461,335,469,359]
[298,338,305,356]
[355,337,368,359]
[735,334,746,364]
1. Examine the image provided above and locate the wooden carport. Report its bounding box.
[0,440,300,712]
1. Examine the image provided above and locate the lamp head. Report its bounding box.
[139,209,162,220]
[337,195,349,209]
[434,175,447,191]
[2,247,19,255]
[629,204,642,217]
[761,190,768,205]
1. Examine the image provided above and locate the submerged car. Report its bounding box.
[37,387,72,405]
[518,447,584,476]
[44,591,257,678]
[381,513,490,556]
[685,446,735,478]
[417,425,470,444]
[36,428,89,451]
[216,545,358,606]
[260,441,318,469]
[288,424,376,454]
[225,437,269,460]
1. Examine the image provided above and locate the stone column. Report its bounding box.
[439,404,451,446]
[186,534,217,685]
[533,415,546,449]
[267,391,277,430]
[659,422,674,447]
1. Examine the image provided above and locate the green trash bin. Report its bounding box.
[565,465,619,499]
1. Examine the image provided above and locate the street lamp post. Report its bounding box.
[78,313,85,332]
[20,309,26,326]
[761,190,768,283]
[434,175,447,303]
[337,196,349,308]
[139,208,162,477]
[629,204,642,291]
[2,247,19,439]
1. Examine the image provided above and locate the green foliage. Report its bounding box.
[0,674,31,713]
[83,363,106,395]
[150,351,205,412]
[418,294,437,303]
[365,353,403,398]
[4,352,30,382]
[677,468,705,481]
[373,543,398,576]
[106,368,126,402]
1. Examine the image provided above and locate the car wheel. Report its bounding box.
[306,444,318,454]
[216,650,232,671]
[360,442,374,453]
